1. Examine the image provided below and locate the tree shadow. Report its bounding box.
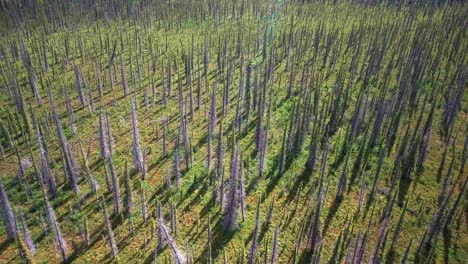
[297,249,313,264]
[397,178,411,207]
[246,174,261,195]
[385,247,397,264]
[322,196,342,235]
[143,249,159,264]
[193,217,237,263]
[33,231,48,245]
[0,239,11,258]
[146,154,170,173]
[443,229,452,264]
[264,149,298,198]
[198,181,219,217]
[286,163,314,202]
[67,222,106,263]
[181,180,209,213]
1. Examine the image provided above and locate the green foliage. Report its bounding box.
[0,0,466,263]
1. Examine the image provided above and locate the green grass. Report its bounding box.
[0,1,467,263]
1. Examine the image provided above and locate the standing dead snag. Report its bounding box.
[247,199,261,264]
[0,180,18,241]
[369,214,390,264]
[441,65,465,136]
[48,86,80,195]
[308,141,329,256]
[130,101,146,178]
[73,64,87,108]
[121,54,130,96]
[107,153,121,215]
[207,82,218,172]
[44,196,68,262]
[206,119,213,173]
[181,104,192,169]
[223,142,240,231]
[207,214,212,264]
[123,160,134,216]
[98,110,110,160]
[156,202,166,251]
[161,117,168,157]
[216,119,225,183]
[158,220,186,264]
[335,158,348,201]
[105,111,115,156]
[16,232,36,264]
[174,131,182,189]
[0,1,465,263]
[36,120,56,199]
[140,180,148,222]
[445,178,467,232]
[170,199,178,236]
[271,224,279,264]
[414,174,461,262]
[28,66,42,106]
[239,156,246,222]
[18,208,36,255]
[20,38,42,106]
[101,198,119,258]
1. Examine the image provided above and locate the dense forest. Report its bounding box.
[0,0,466,263]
